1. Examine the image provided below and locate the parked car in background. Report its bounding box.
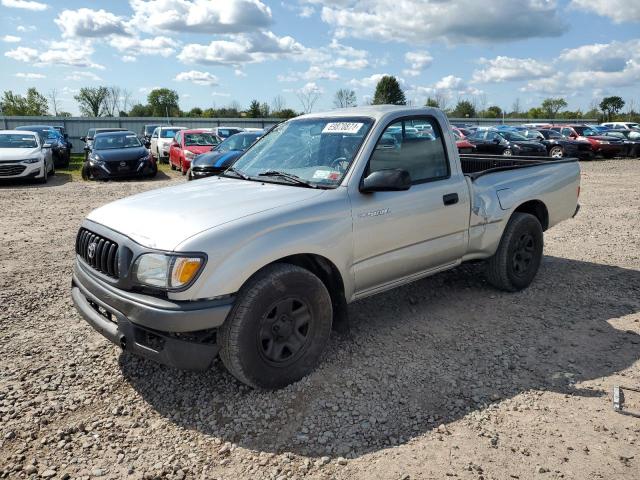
[188,131,262,180]
[81,128,128,161]
[150,126,187,163]
[206,126,244,139]
[142,124,162,142]
[15,125,70,167]
[51,125,73,159]
[602,129,640,157]
[600,122,640,130]
[550,125,624,159]
[453,130,475,154]
[467,129,547,156]
[0,130,55,183]
[522,129,593,159]
[81,131,156,181]
[71,106,581,389]
[169,130,221,175]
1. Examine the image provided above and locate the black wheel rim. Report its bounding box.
[258,297,312,365]
[512,233,535,276]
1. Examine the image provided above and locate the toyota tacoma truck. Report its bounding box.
[72,106,581,389]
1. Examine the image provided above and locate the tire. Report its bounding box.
[181,160,187,175]
[549,146,563,158]
[37,163,48,184]
[50,160,55,176]
[603,153,615,159]
[81,162,92,181]
[147,162,158,178]
[219,263,333,389]
[485,212,543,292]
[187,169,193,181]
[170,160,176,171]
[502,148,513,156]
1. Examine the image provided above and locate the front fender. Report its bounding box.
[170,190,355,302]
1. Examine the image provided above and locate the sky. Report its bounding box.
[0,0,639,116]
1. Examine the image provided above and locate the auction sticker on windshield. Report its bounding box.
[322,122,364,134]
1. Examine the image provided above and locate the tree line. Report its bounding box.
[1,79,637,123]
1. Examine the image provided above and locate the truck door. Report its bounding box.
[350,116,470,295]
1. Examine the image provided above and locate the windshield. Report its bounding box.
[0,134,38,148]
[161,129,182,138]
[94,134,142,150]
[184,133,219,147]
[232,117,374,187]
[145,125,160,135]
[16,127,59,139]
[216,133,261,153]
[217,128,243,138]
[499,131,528,141]
[572,126,597,136]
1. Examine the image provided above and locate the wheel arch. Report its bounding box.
[512,199,549,231]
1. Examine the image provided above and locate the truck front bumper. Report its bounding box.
[71,263,234,370]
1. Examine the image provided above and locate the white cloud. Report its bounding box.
[55,8,129,38]
[570,0,640,23]
[408,75,482,103]
[278,65,339,82]
[403,50,432,76]
[65,70,102,81]
[2,35,21,42]
[179,31,304,66]
[349,73,405,89]
[109,35,177,57]
[15,72,45,79]
[558,39,640,72]
[308,0,565,44]
[234,68,247,77]
[298,81,324,95]
[122,55,137,62]
[16,25,35,32]
[129,0,272,34]
[212,92,231,97]
[4,40,104,69]
[175,70,219,86]
[472,56,553,83]
[1,0,48,11]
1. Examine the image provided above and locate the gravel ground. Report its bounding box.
[1,160,639,480]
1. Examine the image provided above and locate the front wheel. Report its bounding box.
[219,264,333,389]
[485,212,543,292]
[502,148,513,156]
[549,146,563,158]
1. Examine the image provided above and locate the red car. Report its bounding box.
[169,130,221,174]
[453,130,476,154]
[550,125,624,159]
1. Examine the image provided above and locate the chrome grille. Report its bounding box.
[0,164,27,177]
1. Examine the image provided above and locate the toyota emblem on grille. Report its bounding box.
[120,161,127,167]
[87,242,97,259]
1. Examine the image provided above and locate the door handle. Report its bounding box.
[443,193,459,206]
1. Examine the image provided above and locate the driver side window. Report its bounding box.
[152,129,158,139]
[368,118,450,184]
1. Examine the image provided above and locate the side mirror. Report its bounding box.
[80,136,86,142]
[144,140,151,148]
[63,133,68,139]
[360,169,411,193]
[171,141,179,148]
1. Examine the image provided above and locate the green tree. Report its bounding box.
[273,108,298,119]
[147,88,180,117]
[527,107,545,119]
[188,107,203,117]
[599,96,625,121]
[75,87,109,117]
[129,103,152,117]
[0,88,49,115]
[58,111,72,118]
[485,105,503,118]
[372,76,406,105]
[248,99,262,118]
[260,102,270,117]
[451,100,476,118]
[540,97,567,118]
[425,97,439,108]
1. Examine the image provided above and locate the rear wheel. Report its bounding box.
[549,146,563,158]
[219,264,333,389]
[502,148,513,156]
[486,212,543,292]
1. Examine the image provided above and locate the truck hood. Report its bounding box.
[0,148,40,161]
[86,177,325,250]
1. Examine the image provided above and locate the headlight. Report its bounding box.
[22,157,41,164]
[185,150,195,159]
[90,154,103,163]
[139,153,151,162]
[133,253,205,290]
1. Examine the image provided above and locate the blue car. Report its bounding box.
[188,131,263,180]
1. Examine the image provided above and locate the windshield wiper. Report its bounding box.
[257,170,317,188]
[223,166,251,180]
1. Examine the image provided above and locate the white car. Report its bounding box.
[150,126,187,163]
[0,130,54,183]
[600,122,640,130]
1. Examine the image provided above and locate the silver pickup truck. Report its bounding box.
[72,106,580,389]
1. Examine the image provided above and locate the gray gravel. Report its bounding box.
[1,161,639,479]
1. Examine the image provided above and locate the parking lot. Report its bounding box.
[0,158,639,479]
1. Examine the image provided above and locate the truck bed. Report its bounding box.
[460,154,578,180]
